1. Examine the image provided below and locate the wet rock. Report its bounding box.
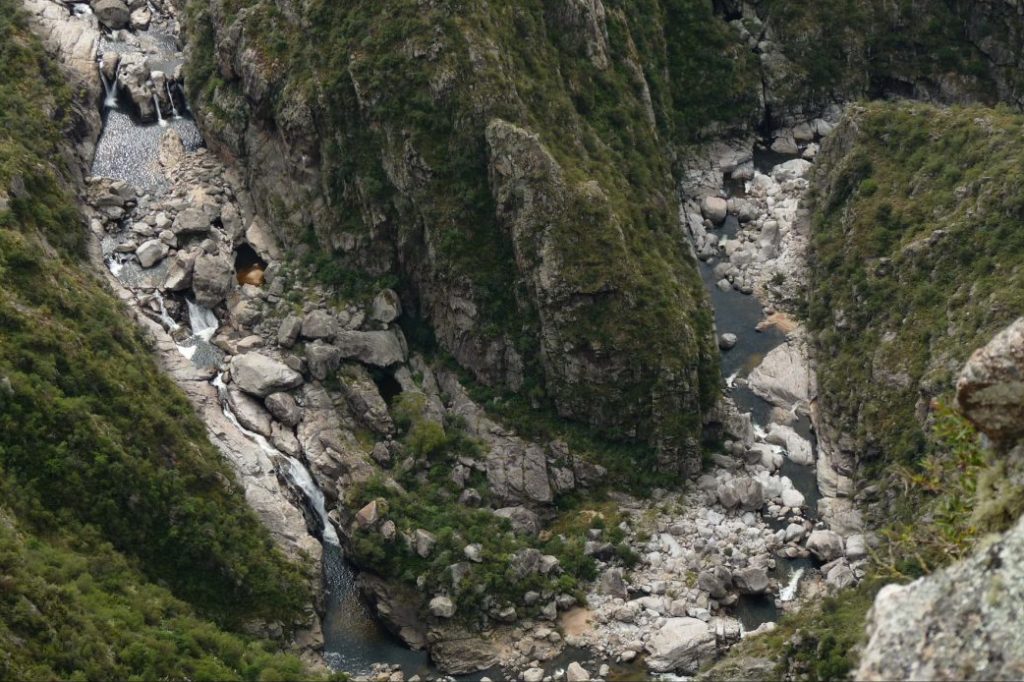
[193,251,234,308]
[494,506,540,536]
[371,289,402,324]
[265,392,301,427]
[719,333,738,350]
[806,530,845,562]
[226,385,272,436]
[136,238,169,268]
[645,617,716,674]
[231,353,304,397]
[429,595,456,619]
[956,318,1024,445]
[93,0,130,29]
[302,310,336,341]
[335,329,406,367]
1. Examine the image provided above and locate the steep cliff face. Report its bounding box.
[807,102,1024,499]
[181,0,758,471]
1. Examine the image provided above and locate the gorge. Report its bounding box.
[4,0,1024,680]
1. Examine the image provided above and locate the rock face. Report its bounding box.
[334,330,406,367]
[645,617,716,674]
[858,514,1024,681]
[956,318,1024,445]
[231,353,304,397]
[192,251,234,307]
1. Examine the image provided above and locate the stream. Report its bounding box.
[83,5,430,678]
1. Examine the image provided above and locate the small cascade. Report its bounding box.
[155,295,179,333]
[152,93,166,127]
[166,81,180,118]
[98,60,120,109]
[212,374,339,545]
[186,299,218,341]
[779,567,805,602]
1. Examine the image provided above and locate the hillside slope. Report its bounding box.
[0,3,322,677]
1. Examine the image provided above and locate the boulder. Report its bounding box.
[129,6,151,30]
[748,339,812,408]
[429,596,456,619]
[163,249,196,291]
[245,216,283,261]
[494,506,540,536]
[701,196,728,224]
[277,314,302,348]
[93,0,130,29]
[135,238,169,268]
[172,207,212,235]
[781,488,805,508]
[645,617,716,674]
[355,499,381,529]
[697,566,731,599]
[566,662,590,682]
[719,333,738,350]
[301,310,336,340]
[806,530,845,562]
[429,636,500,675]
[340,365,394,435]
[735,477,765,510]
[956,318,1024,444]
[335,330,406,367]
[231,353,304,397]
[598,568,628,598]
[226,386,272,437]
[414,529,436,558]
[265,392,302,426]
[192,252,234,308]
[733,567,770,594]
[371,289,402,323]
[464,543,483,563]
[306,341,342,381]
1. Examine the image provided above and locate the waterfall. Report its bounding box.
[98,60,120,108]
[166,81,180,118]
[155,294,179,333]
[211,374,339,545]
[186,300,218,341]
[153,93,166,127]
[779,567,804,602]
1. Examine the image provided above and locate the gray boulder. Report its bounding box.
[172,207,212,235]
[306,340,342,381]
[265,392,301,426]
[226,386,272,436]
[93,0,130,29]
[428,595,456,619]
[494,506,540,536]
[277,315,302,348]
[701,196,728,224]
[301,309,337,340]
[163,249,197,291]
[135,238,169,268]
[645,617,716,674]
[414,528,436,558]
[733,566,770,594]
[371,289,402,323]
[231,353,304,398]
[956,318,1024,445]
[698,566,732,599]
[335,329,406,367]
[192,252,234,308]
[806,529,845,562]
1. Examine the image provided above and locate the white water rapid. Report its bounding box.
[152,93,166,126]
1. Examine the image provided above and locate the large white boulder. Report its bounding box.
[645,617,716,674]
[231,353,303,398]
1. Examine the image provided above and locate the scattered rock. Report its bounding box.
[428,595,456,619]
[277,315,302,348]
[414,528,436,558]
[302,310,336,341]
[231,353,304,398]
[701,196,728,224]
[371,289,402,324]
[93,0,130,29]
[566,662,590,682]
[192,251,234,308]
[265,392,301,426]
[494,506,540,536]
[956,317,1024,445]
[733,567,770,594]
[334,330,406,367]
[645,617,716,674]
[135,238,169,268]
[806,530,845,562]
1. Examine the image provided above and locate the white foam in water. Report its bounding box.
[726,371,739,387]
[106,256,124,277]
[156,294,179,333]
[779,567,804,602]
[153,93,167,127]
[186,299,218,340]
[212,375,339,545]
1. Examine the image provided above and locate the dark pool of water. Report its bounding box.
[321,543,432,677]
[93,107,202,192]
